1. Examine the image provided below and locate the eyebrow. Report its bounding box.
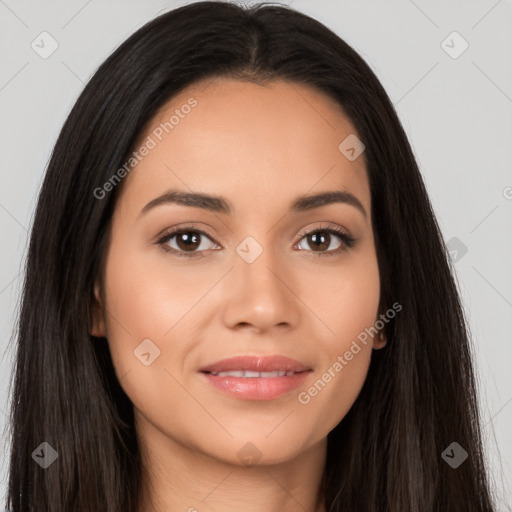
[139,189,367,218]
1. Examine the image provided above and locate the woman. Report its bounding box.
[4,1,496,511]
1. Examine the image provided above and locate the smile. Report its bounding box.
[205,370,299,378]
[199,355,312,400]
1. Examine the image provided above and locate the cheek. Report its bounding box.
[100,245,199,421]
[100,240,217,395]
[293,325,375,448]
[305,247,381,352]
[100,244,177,377]
[296,250,380,430]
[102,241,206,339]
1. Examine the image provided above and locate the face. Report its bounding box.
[91,78,384,467]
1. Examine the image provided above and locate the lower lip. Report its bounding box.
[201,371,311,400]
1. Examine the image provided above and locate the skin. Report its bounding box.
[91,78,386,512]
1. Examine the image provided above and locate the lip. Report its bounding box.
[199,355,311,373]
[199,355,312,401]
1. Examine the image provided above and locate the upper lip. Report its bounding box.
[199,355,312,373]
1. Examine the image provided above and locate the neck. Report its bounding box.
[135,413,327,512]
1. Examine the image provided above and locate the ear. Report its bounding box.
[373,305,388,350]
[373,331,387,350]
[90,279,106,338]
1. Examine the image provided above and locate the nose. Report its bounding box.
[220,245,301,334]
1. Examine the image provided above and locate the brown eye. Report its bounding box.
[157,227,219,258]
[174,231,202,252]
[296,227,356,256]
[304,232,336,252]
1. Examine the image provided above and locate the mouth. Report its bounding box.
[199,355,312,400]
[199,354,311,373]
[204,370,301,378]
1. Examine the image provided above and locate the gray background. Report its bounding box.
[1,0,511,508]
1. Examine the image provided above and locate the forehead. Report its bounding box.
[116,78,370,220]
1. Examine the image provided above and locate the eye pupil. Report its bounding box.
[177,231,201,251]
[308,232,330,251]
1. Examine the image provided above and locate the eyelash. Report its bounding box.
[155,223,356,258]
